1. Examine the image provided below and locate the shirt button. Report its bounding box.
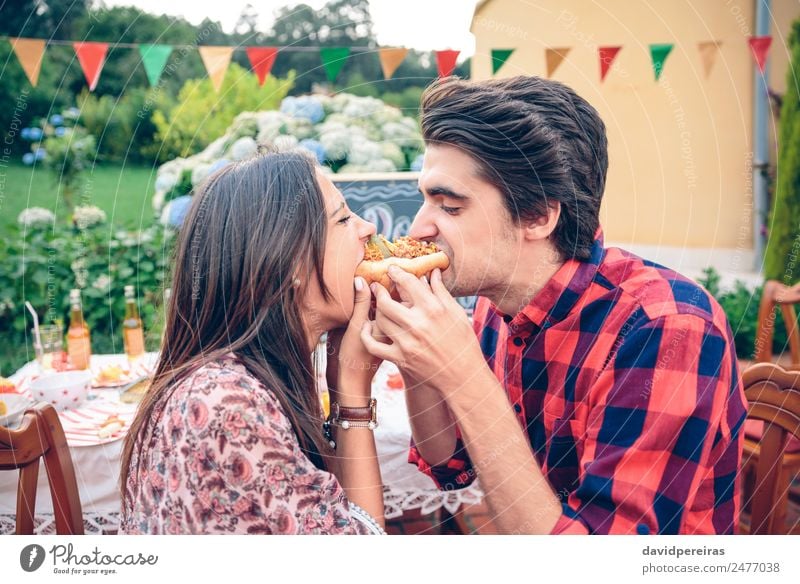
[513,403,522,413]
[636,523,650,535]
[502,314,512,324]
[513,337,523,347]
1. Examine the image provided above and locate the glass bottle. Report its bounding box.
[122,285,145,362]
[67,289,91,370]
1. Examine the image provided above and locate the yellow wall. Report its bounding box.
[471,0,800,252]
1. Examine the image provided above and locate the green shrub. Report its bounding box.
[0,214,174,375]
[150,63,295,162]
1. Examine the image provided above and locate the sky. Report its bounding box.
[101,0,479,57]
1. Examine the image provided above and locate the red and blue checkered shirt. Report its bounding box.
[409,234,747,534]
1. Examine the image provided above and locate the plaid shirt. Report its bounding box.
[409,234,747,534]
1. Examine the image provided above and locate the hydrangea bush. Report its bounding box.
[153,93,424,221]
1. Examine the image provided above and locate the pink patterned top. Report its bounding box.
[120,355,372,534]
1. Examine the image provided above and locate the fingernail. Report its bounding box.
[388,265,400,274]
[370,283,378,294]
[421,275,428,285]
[354,276,364,291]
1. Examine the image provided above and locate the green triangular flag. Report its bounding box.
[320,47,350,83]
[649,43,674,81]
[491,48,514,75]
[139,44,173,87]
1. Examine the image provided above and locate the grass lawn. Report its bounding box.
[0,161,158,230]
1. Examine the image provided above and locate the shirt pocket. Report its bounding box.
[543,412,585,493]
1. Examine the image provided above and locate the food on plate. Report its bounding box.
[120,377,151,404]
[0,376,17,394]
[97,364,126,383]
[97,414,125,439]
[356,235,449,289]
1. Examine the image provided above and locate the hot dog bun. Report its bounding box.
[355,235,450,288]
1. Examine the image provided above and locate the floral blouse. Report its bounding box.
[120,355,374,534]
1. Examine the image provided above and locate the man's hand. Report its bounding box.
[360,266,486,397]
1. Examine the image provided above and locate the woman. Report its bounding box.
[120,151,383,534]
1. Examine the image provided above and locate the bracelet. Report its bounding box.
[323,398,378,450]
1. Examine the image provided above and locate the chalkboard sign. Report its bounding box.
[334,173,477,315]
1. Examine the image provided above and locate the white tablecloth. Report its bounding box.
[1,353,482,533]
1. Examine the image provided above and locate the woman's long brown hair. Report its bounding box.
[120,151,333,496]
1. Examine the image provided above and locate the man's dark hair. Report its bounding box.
[421,75,608,261]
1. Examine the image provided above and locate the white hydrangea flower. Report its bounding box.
[191,163,212,187]
[382,121,422,149]
[348,140,383,166]
[380,142,406,168]
[154,172,178,193]
[319,130,351,161]
[92,274,111,292]
[73,205,107,229]
[337,163,365,174]
[70,258,88,289]
[363,159,397,173]
[230,136,258,161]
[199,136,228,162]
[17,207,55,229]
[273,134,299,152]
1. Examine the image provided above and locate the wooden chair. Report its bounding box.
[740,363,800,534]
[0,403,83,534]
[752,280,800,368]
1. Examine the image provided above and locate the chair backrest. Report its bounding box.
[0,402,83,534]
[741,363,800,534]
[754,280,800,366]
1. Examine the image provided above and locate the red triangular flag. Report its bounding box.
[748,36,773,73]
[246,47,278,86]
[598,46,621,82]
[436,50,460,77]
[73,42,109,91]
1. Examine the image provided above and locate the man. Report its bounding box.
[360,76,747,534]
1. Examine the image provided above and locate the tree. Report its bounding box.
[765,18,800,282]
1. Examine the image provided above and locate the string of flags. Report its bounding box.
[490,36,773,81]
[5,34,774,94]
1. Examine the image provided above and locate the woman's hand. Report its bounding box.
[326,276,382,406]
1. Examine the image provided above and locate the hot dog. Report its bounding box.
[356,235,450,289]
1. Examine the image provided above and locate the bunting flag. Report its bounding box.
[436,49,460,77]
[246,47,278,85]
[8,37,46,86]
[749,35,773,73]
[73,42,109,91]
[320,47,351,83]
[697,41,722,78]
[378,47,408,80]
[545,47,570,78]
[598,46,622,82]
[649,43,674,80]
[491,48,514,75]
[138,44,172,87]
[199,46,234,92]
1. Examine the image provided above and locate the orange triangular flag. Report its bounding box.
[199,46,234,92]
[378,47,408,80]
[545,47,571,78]
[9,37,46,86]
[73,42,108,91]
[697,41,722,78]
[436,50,460,77]
[599,46,622,82]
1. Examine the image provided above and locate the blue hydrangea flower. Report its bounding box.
[27,127,43,141]
[34,148,46,160]
[299,139,326,164]
[166,195,193,228]
[55,126,66,137]
[22,152,35,165]
[49,114,64,126]
[208,158,231,174]
[21,127,31,140]
[410,153,425,171]
[281,96,324,124]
